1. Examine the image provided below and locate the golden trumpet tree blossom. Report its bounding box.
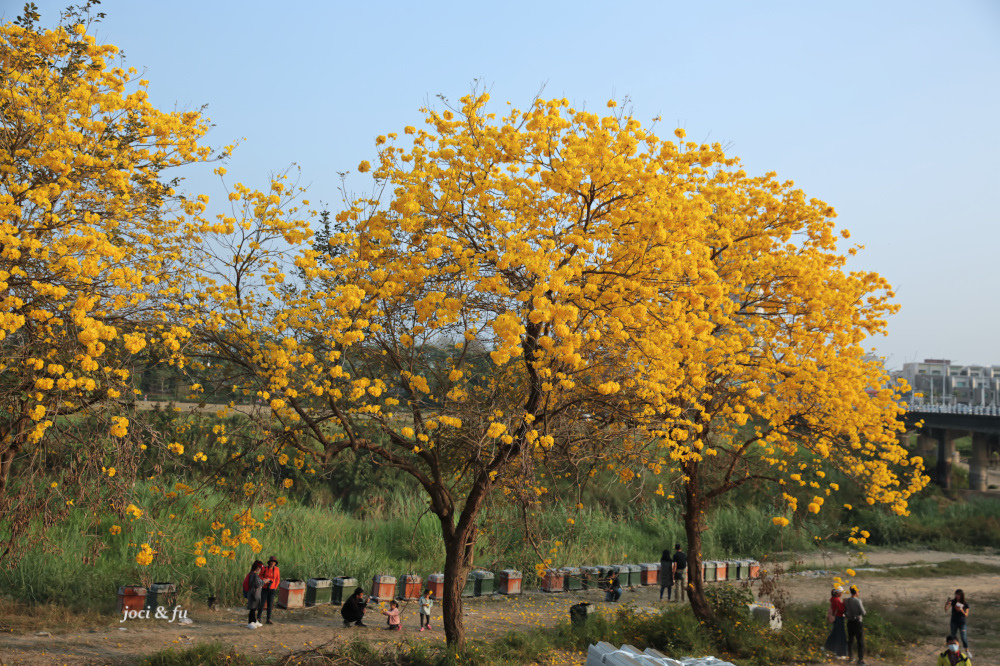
[190,93,925,642]
[0,9,216,562]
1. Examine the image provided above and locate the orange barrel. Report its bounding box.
[116,585,146,613]
[370,574,397,602]
[497,569,522,595]
[540,568,564,593]
[427,573,445,600]
[749,559,761,579]
[714,560,727,581]
[639,563,660,586]
[277,579,306,609]
[399,574,422,600]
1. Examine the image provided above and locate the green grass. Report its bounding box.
[141,643,261,666]
[856,559,1000,579]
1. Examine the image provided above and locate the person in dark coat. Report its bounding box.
[658,549,674,601]
[341,587,368,627]
[671,543,688,602]
[245,560,264,629]
[603,572,623,602]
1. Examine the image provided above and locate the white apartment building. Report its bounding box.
[899,359,1000,406]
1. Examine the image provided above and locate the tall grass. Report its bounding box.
[5,466,1000,614]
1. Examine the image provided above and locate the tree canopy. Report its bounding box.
[183,93,926,642]
[0,8,218,560]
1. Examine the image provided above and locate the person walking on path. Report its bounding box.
[671,543,687,602]
[658,549,674,601]
[381,600,402,631]
[418,588,434,631]
[260,555,280,625]
[823,587,849,658]
[936,635,972,666]
[341,587,368,627]
[245,560,264,629]
[945,589,970,652]
[844,585,866,665]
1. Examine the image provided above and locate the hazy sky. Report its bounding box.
[16,0,1000,368]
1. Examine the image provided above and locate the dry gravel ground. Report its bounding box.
[2,549,998,666]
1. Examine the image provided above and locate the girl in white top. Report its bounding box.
[419,588,434,631]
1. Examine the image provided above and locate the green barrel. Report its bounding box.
[332,576,357,605]
[560,567,583,591]
[306,578,332,606]
[473,570,495,596]
[461,571,476,597]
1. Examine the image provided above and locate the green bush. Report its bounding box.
[705,583,753,624]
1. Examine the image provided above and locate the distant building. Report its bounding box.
[898,359,1000,406]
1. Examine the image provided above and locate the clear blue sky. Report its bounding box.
[16,0,1000,368]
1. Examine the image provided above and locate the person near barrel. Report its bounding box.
[418,587,434,631]
[381,599,402,631]
[844,585,866,665]
[245,560,264,629]
[658,549,674,601]
[936,634,972,666]
[671,543,687,602]
[341,587,368,627]
[260,555,280,625]
[603,571,623,602]
[823,586,848,658]
[944,589,970,653]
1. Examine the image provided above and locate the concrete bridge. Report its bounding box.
[903,404,1000,490]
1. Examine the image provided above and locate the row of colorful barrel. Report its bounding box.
[116,559,760,611]
[540,560,760,593]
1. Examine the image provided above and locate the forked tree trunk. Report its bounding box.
[683,465,716,623]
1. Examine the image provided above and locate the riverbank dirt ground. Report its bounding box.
[2,549,998,665]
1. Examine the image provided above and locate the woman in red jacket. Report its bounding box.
[260,555,281,625]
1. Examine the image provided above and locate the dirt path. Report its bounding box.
[2,550,997,665]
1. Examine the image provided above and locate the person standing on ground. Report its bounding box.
[843,585,866,665]
[260,555,280,625]
[671,543,687,602]
[341,587,368,627]
[418,588,434,631]
[658,549,674,601]
[944,589,970,652]
[823,586,849,658]
[245,560,264,629]
[936,635,972,666]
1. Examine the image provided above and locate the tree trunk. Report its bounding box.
[439,522,476,650]
[683,464,715,623]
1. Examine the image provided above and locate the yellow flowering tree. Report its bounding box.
[0,6,216,563]
[188,93,926,640]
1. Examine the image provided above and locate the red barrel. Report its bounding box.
[116,585,146,613]
[498,569,522,595]
[399,574,422,600]
[371,575,397,601]
[427,573,444,600]
[540,569,564,593]
[277,579,306,609]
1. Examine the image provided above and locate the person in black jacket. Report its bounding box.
[671,544,688,602]
[341,587,368,627]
